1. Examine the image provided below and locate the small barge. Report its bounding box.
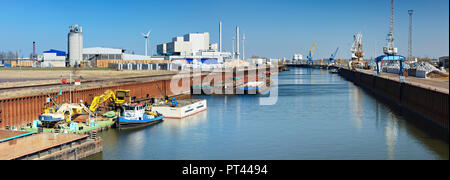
[152,99,207,119]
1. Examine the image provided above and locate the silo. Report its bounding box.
[68,24,83,67]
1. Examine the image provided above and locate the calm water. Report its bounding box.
[91,67,448,160]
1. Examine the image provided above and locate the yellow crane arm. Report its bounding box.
[89,90,117,112]
[310,42,318,56]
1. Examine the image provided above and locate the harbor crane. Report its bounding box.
[328,47,339,65]
[375,0,407,75]
[349,32,369,70]
[306,42,318,65]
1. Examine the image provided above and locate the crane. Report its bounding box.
[349,32,368,70]
[351,32,364,62]
[328,47,339,65]
[375,0,407,75]
[306,42,318,65]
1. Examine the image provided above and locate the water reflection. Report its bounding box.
[92,67,448,160]
[350,86,364,130]
[163,111,208,130]
[385,116,399,160]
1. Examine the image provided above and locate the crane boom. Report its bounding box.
[384,0,398,55]
[89,90,130,112]
[331,47,339,59]
[306,42,318,65]
[328,47,339,65]
[90,90,117,112]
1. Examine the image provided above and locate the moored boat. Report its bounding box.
[329,69,339,74]
[118,103,164,129]
[237,81,268,95]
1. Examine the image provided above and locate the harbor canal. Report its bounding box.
[89,67,448,160]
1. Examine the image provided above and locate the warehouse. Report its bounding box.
[83,47,123,61]
[42,49,67,67]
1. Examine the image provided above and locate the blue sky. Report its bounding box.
[0,0,448,59]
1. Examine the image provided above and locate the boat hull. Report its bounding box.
[117,115,164,129]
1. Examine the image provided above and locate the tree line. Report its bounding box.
[0,51,18,60]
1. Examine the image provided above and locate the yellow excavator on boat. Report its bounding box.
[89,89,131,113]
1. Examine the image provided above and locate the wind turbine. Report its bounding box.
[141,29,152,56]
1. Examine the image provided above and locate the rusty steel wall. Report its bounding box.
[0,79,189,129]
[339,68,449,131]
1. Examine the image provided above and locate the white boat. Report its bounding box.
[152,99,207,119]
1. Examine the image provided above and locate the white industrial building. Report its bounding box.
[157,32,219,56]
[293,54,303,61]
[83,47,123,61]
[42,49,67,67]
[82,47,164,61]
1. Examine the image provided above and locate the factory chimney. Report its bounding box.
[236,26,240,60]
[33,41,36,61]
[232,37,235,59]
[219,21,222,52]
[242,33,245,60]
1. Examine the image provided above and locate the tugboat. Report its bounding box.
[117,103,164,129]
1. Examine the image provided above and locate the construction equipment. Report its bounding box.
[89,90,131,113]
[306,42,318,65]
[39,103,85,128]
[328,47,339,65]
[350,32,368,70]
[375,0,407,75]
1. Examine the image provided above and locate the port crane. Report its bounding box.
[306,42,318,65]
[375,0,407,75]
[328,47,339,65]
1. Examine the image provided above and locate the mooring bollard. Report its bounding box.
[91,131,97,139]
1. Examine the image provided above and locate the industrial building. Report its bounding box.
[82,47,163,61]
[293,54,303,61]
[42,49,66,67]
[439,56,449,68]
[157,32,218,56]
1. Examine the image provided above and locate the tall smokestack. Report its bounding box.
[232,37,235,59]
[219,21,222,52]
[236,26,240,60]
[242,33,245,60]
[33,41,36,61]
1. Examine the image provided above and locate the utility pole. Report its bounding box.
[70,72,72,104]
[408,9,414,62]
